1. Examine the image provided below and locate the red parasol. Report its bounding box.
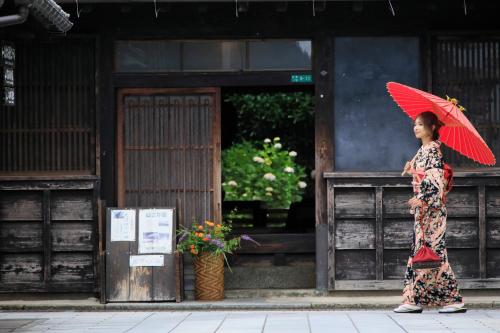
[386,81,496,166]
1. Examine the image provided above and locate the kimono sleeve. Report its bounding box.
[415,146,445,209]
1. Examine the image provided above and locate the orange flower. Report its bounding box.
[197,225,204,230]
[190,244,195,249]
[205,220,215,227]
[190,249,198,255]
[202,237,209,241]
[216,224,222,228]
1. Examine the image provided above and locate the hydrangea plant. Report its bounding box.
[222,137,307,209]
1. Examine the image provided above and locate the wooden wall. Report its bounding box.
[0,178,99,292]
[324,171,500,290]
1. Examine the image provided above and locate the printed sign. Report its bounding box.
[110,209,136,241]
[129,255,164,267]
[138,209,173,254]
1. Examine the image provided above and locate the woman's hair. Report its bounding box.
[417,111,443,141]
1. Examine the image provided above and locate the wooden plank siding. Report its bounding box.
[324,171,500,290]
[0,37,99,293]
[116,88,221,293]
[0,178,100,292]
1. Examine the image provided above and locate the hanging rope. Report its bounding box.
[235,0,239,17]
[154,0,159,18]
[388,0,395,16]
[463,0,468,15]
[75,0,81,18]
[312,0,316,17]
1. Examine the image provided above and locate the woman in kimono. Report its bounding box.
[393,111,466,314]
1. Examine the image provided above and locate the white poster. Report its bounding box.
[138,209,173,254]
[110,209,136,241]
[129,255,164,267]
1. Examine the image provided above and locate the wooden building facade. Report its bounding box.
[1,0,499,296]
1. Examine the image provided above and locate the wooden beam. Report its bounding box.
[314,32,334,293]
[375,187,383,280]
[334,278,500,290]
[327,180,335,290]
[478,184,486,279]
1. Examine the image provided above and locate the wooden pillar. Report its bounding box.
[314,32,334,293]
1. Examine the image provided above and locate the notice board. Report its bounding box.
[105,207,182,302]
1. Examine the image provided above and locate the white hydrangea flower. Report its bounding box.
[274,143,282,149]
[284,167,294,173]
[298,181,307,189]
[253,156,265,163]
[242,193,248,197]
[265,187,273,192]
[273,137,280,142]
[264,138,272,143]
[222,182,227,186]
[263,173,276,181]
[265,192,273,196]
[228,180,238,186]
[288,151,297,157]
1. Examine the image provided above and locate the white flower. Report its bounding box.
[242,193,248,197]
[273,137,280,141]
[228,180,238,186]
[266,192,273,196]
[253,196,261,200]
[263,173,276,181]
[289,151,297,157]
[222,182,227,186]
[264,138,272,143]
[253,156,265,163]
[284,167,295,173]
[265,187,274,192]
[274,143,282,149]
[298,181,307,189]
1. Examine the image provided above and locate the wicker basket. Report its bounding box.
[193,252,225,300]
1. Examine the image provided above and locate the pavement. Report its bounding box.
[1,309,500,333]
[0,290,498,311]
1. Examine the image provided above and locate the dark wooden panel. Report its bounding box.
[118,88,219,225]
[445,187,478,217]
[0,39,96,174]
[235,233,315,254]
[486,249,500,278]
[447,249,479,279]
[334,188,375,218]
[383,219,412,249]
[0,254,43,282]
[335,250,376,280]
[50,191,93,220]
[0,191,42,221]
[446,218,479,248]
[335,219,375,249]
[433,38,500,168]
[129,267,153,301]
[383,249,408,280]
[51,222,94,252]
[383,187,413,217]
[0,222,43,252]
[50,253,94,282]
[487,219,500,248]
[486,187,500,217]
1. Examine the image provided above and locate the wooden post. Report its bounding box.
[327,180,335,290]
[478,185,486,279]
[375,187,384,280]
[314,32,334,293]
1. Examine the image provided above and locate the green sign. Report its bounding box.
[290,74,312,83]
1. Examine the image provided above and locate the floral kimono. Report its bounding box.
[402,140,464,307]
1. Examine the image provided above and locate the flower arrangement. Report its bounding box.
[222,137,307,209]
[176,219,259,269]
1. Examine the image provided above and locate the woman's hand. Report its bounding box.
[408,196,423,210]
[401,161,413,176]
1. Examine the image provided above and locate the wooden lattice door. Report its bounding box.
[117,88,221,225]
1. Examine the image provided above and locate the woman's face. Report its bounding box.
[413,116,434,140]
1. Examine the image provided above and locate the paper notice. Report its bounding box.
[110,209,136,241]
[129,255,164,267]
[138,209,173,254]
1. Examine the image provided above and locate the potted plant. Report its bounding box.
[222,137,308,210]
[176,220,258,301]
